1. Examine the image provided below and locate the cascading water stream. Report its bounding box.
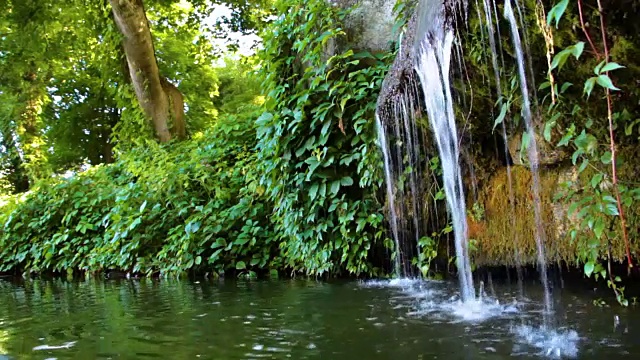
[481,0,524,296]
[376,0,549,309]
[376,114,404,276]
[376,0,579,354]
[413,3,475,301]
[503,0,553,324]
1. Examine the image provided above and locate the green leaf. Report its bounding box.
[578,159,589,173]
[584,261,595,277]
[594,218,605,239]
[550,48,570,72]
[309,183,319,200]
[493,103,508,132]
[340,177,354,186]
[600,62,625,73]
[604,203,619,216]
[560,82,573,94]
[139,200,147,213]
[520,132,531,162]
[303,136,317,150]
[583,77,597,98]
[236,261,246,270]
[256,112,274,126]
[543,120,556,142]
[572,149,583,165]
[571,42,585,59]
[195,256,202,265]
[591,173,604,188]
[596,75,620,91]
[594,60,606,75]
[330,181,340,195]
[547,0,569,28]
[235,236,250,246]
[600,151,612,164]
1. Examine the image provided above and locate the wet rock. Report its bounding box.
[329,0,398,54]
[376,6,421,117]
[507,131,568,166]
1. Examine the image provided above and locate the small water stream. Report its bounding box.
[0,278,636,359]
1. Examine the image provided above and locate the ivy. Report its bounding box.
[255,0,392,276]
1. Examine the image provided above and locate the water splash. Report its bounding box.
[512,325,580,358]
[359,279,519,323]
[413,1,474,302]
[503,0,553,323]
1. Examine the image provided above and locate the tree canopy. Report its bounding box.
[0,0,271,192]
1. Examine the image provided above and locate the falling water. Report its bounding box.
[482,0,524,296]
[376,114,403,276]
[413,1,475,301]
[503,0,553,323]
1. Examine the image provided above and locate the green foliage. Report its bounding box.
[542,0,640,306]
[0,0,394,278]
[255,0,392,276]
[0,113,276,276]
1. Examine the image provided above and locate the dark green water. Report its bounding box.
[0,277,638,359]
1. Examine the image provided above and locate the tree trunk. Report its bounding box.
[161,77,187,140]
[109,0,186,142]
[15,74,50,183]
[0,125,30,193]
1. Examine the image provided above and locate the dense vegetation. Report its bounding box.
[0,0,394,278]
[1,0,640,304]
[455,0,640,304]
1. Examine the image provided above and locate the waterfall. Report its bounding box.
[376,0,550,308]
[413,5,475,301]
[377,114,403,276]
[375,0,578,354]
[376,83,424,277]
[482,0,523,295]
[375,0,475,295]
[504,0,553,323]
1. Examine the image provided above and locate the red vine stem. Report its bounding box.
[578,0,601,59]
[596,0,633,269]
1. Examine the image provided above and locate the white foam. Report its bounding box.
[409,293,520,323]
[362,279,519,323]
[512,325,580,358]
[358,278,422,289]
[33,341,77,351]
[440,298,519,323]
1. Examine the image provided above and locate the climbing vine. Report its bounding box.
[543,0,640,305]
[256,0,393,276]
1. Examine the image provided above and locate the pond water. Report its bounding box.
[0,277,638,359]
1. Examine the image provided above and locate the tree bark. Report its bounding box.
[0,125,30,193]
[109,0,186,142]
[15,73,50,183]
[161,77,187,140]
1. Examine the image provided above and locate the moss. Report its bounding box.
[470,166,574,266]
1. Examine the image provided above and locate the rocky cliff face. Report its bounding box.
[329,0,398,53]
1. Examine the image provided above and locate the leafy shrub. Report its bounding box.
[0,113,277,276]
[255,0,392,276]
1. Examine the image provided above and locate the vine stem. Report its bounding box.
[596,0,633,269]
[578,0,601,59]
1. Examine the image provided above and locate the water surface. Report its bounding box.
[0,277,637,359]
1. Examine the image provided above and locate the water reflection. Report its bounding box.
[0,278,636,359]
